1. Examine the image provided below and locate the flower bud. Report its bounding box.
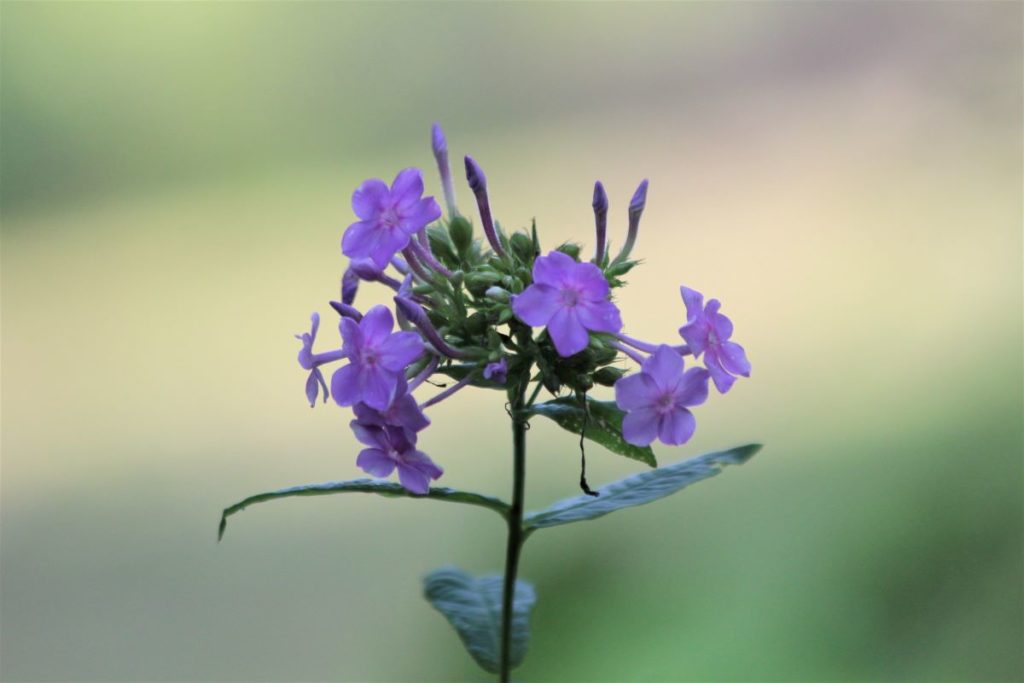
[593,366,626,386]
[616,179,648,262]
[341,267,359,305]
[432,123,458,217]
[510,232,535,262]
[592,181,608,264]
[484,286,510,302]
[448,215,474,255]
[464,155,508,258]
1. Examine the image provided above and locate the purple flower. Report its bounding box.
[331,305,424,411]
[342,168,442,269]
[614,345,710,446]
[483,357,508,384]
[352,422,443,494]
[352,378,430,440]
[678,286,751,393]
[512,250,623,357]
[295,312,343,407]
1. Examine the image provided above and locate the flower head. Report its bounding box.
[331,305,425,410]
[351,422,442,494]
[483,357,508,384]
[512,250,623,357]
[678,286,751,393]
[342,168,442,269]
[614,345,710,446]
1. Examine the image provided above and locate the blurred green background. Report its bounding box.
[2,2,1021,682]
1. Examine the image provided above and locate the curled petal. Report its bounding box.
[547,307,589,357]
[305,368,328,407]
[704,351,737,394]
[657,408,696,446]
[679,286,704,324]
[719,341,751,377]
[678,320,708,356]
[511,284,560,326]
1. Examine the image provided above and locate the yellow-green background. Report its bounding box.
[2,3,1021,681]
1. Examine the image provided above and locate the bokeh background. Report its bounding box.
[2,3,1021,682]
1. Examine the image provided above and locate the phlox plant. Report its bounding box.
[220,124,761,681]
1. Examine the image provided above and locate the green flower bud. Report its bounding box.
[448,215,474,256]
[593,366,626,386]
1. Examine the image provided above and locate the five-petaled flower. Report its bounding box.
[614,345,710,446]
[352,421,443,495]
[331,305,424,411]
[678,286,751,393]
[342,168,442,269]
[512,250,623,357]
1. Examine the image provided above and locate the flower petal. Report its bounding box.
[641,345,684,390]
[352,179,389,220]
[403,449,444,480]
[707,302,734,340]
[547,307,589,357]
[357,448,396,478]
[675,367,710,406]
[511,284,560,326]
[339,317,363,358]
[572,262,611,301]
[532,251,576,287]
[341,220,380,261]
[359,365,398,411]
[679,286,704,324]
[719,341,751,377]
[576,299,623,334]
[614,373,658,411]
[390,168,424,207]
[678,320,707,356]
[401,197,441,235]
[657,408,696,445]
[704,351,737,394]
[359,306,394,346]
[622,407,659,446]
[396,463,431,494]
[392,394,431,433]
[331,363,362,406]
[378,331,424,371]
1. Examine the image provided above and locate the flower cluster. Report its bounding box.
[295,124,750,493]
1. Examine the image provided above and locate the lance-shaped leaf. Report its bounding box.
[423,566,537,674]
[528,397,656,467]
[219,479,509,541]
[524,444,761,531]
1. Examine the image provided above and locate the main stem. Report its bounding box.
[500,381,528,682]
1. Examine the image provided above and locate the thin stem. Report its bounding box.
[524,380,544,409]
[418,372,475,410]
[500,381,528,683]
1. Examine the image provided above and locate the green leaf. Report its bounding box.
[524,444,761,531]
[218,479,509,541]
[528,397,657,467]
[423,566,536,674]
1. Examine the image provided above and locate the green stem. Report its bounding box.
[500,381,528,682]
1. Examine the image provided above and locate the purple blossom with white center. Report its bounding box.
[512,250,623,357]
[678,286,751,394]
[483,357,508,384]
[295,312,344,407]
[352,378,430,441]
[614,345,710,446]
[351,422,443,495]
[342,168,442,269]
[331,305,424,411]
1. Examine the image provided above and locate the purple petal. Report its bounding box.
[615,373,658,411]
[719,341,751,377]
[392,394,431,432]
[708,303,734,341]
[622,408,660,446]
[305,371,320,407]
[404,449,444,479]
[532,251,576,287]
[359,365,398,411]
[704,351,737,394]
[378,331,425,371]
[350,421,386,449]
[511,284,560,326]
[547,307,589,357]
[351,179,389,220]
[675,367,710,407]
[678,320,708,356]
[657,408,696,446]
[339,317,363,358]
[402,197,442,234]
[391,168,424,207]
[331,363,362,406]
[576,299,623,334]
[357,448,397,478]
[679,286,704,324]
[341,220,380,260]
[396,463,430,494]
[571,262,611,300]
[359,306,394,346]
[370,227,413,269]
[641,345,684,390]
